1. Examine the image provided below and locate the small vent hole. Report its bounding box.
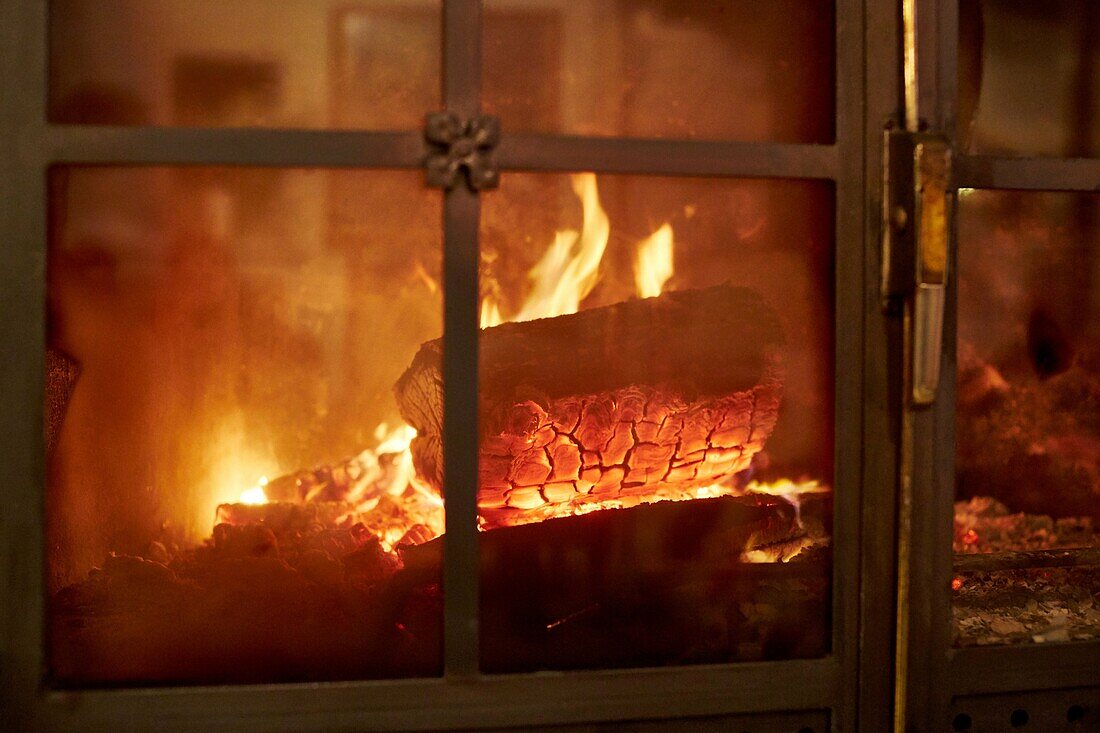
[1010,709,1030,728]
[953,713,973,731]
[1067,705,1086,723]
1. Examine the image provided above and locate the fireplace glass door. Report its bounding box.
[950,0,1100,651]
[47,166,446,684]
[40,0,846,701]
[49,0,442,129]
[953,190,1100,648]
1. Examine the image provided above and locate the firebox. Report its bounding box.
[1,0,1098,731]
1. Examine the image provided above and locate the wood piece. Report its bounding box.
[954,547,1100,574]
[394,285,785,528]
[400,494,829,672]
[401,494,808,576]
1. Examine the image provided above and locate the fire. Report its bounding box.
[238,476,269,505]
[745,478,828,527]
[217,423,445,553]
[480,173,676,327]
[341,422,426,505]
[212,172,826,557]
[482,478,827,534]
[481,173,610,327]
[634,222,674,298]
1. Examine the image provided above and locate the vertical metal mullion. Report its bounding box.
[441,0,482,678]
[926,0,959,728]
[0,0,49,726]
[832,0,867,729]
[860,0,904,731]
[897,0,959,729]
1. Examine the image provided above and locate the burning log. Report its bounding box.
[395,285,785,528]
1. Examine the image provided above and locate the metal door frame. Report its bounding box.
[896,0,1100,730]
[0,1,889,730]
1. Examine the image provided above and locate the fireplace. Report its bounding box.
[44,164,836,684]
[2,0,1099,731]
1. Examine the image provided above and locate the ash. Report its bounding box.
[953,497,1100,647]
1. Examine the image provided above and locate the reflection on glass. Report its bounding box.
[49,0,440,129]
[954,189,1100,647]
[467,173,834,672]
[47,167,444,684]
[482,0,835,143]
[959,0,1100,156]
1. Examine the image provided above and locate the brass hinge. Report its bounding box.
[882,127,953,407]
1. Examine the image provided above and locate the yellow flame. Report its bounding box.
[479,174,680,327]
[744,478,827,497]
[634,222,674,298]
[342,422,423,505]
[516,173,609,322]
[238,476,269,505]
[479,297,504,329]
[481,173,611,327]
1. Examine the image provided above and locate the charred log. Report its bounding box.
[954,547,1100,574]
[401,494,830,671]
[395,285,786,528]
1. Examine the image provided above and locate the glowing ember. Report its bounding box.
[952,577,964,591]
[482,478,828,532]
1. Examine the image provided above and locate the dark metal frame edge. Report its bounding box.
[1,0,878,730]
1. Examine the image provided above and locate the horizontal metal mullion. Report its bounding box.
[31,126,426,168]
[956,155,1100,192]
[42,658,839,732]
[949,641,1100,696]
[496,134,838,180]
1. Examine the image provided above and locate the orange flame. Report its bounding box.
[634,222,674,298]
[481,173,610,327]
[238,476,269,505]
[481,173,677,327]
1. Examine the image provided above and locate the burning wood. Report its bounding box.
[395,284,785,529]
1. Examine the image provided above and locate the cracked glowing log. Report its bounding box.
[395,284,785,529]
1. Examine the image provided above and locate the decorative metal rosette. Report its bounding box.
[424,112,501,191]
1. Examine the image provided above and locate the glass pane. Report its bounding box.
[959,0,1100,157]
[47,167,444,684]
[468,172,834,672]
[482,0,835,143]
[954,189,1100,647]
[49,0,440,129]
